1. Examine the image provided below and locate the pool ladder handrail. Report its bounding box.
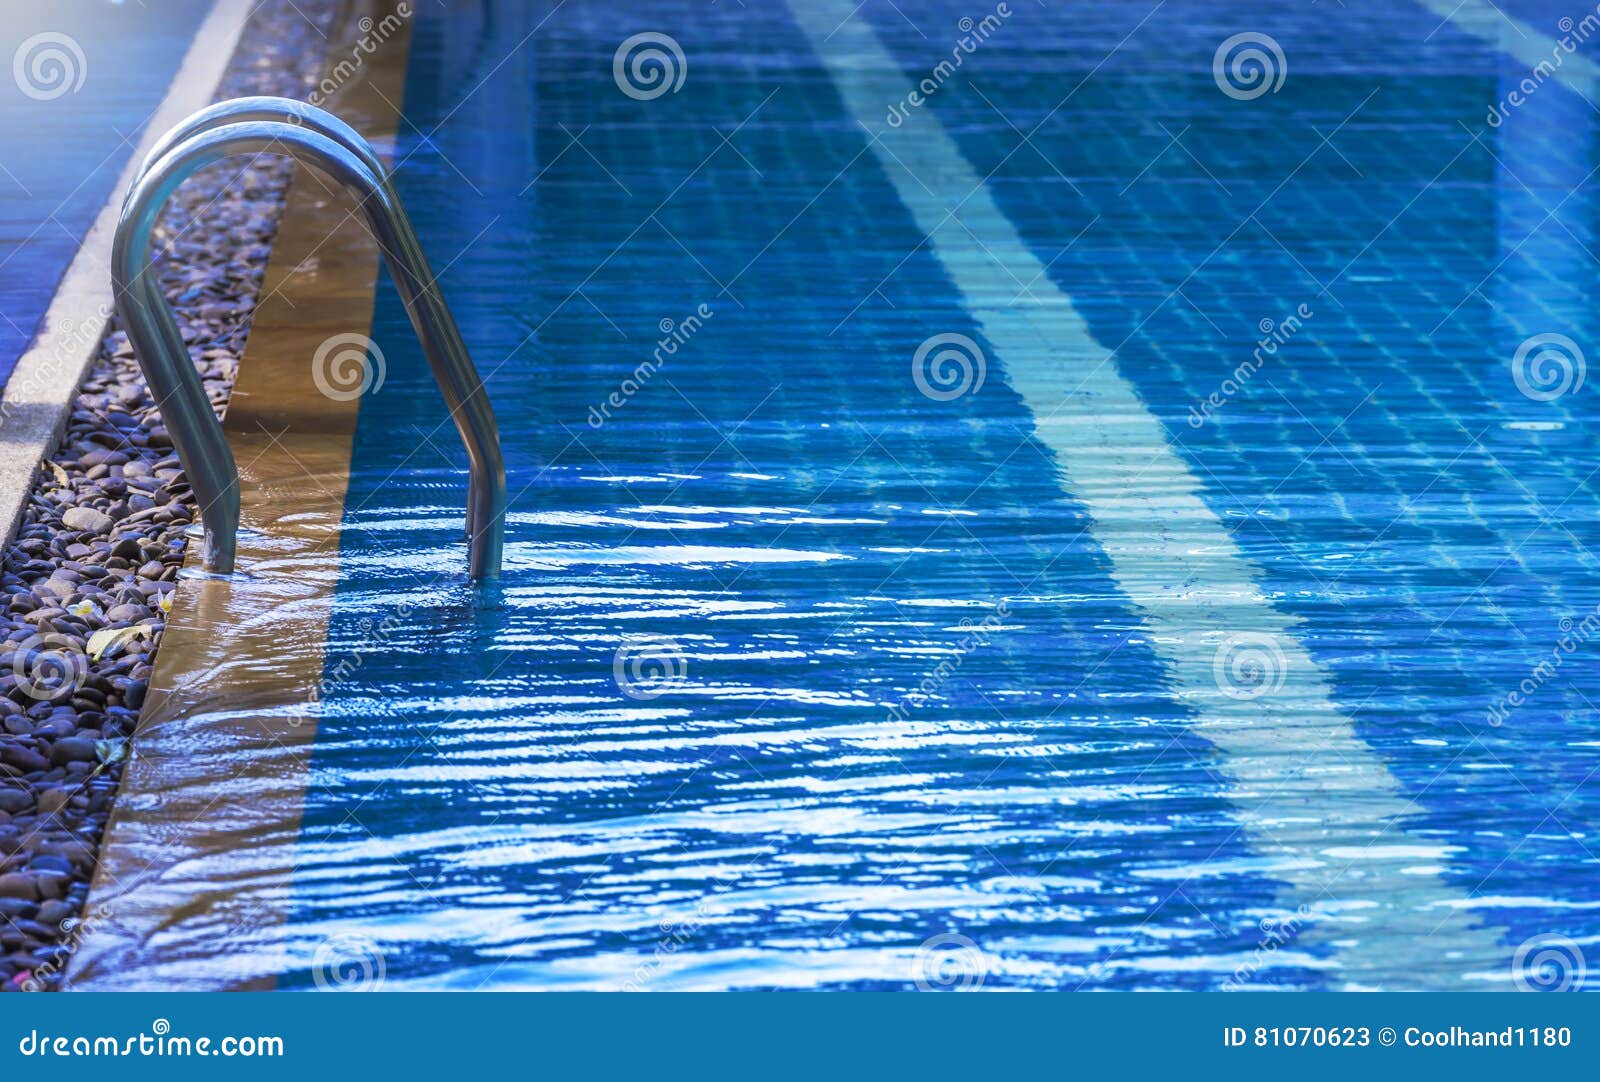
[113,99,505,579]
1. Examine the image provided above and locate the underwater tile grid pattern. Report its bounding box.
[62,0,1600,990]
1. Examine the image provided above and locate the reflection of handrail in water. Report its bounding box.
[113,110,506,579]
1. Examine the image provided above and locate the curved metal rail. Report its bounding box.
[113,113,505,578]
[131,97,497,544]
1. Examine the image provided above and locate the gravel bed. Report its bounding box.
[0,0,338,991]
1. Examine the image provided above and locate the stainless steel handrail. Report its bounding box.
[131,97,495,544]
[113,115,506,579]
[132,97,383,198]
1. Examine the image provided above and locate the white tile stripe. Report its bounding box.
[789,0,1508,988]
[1417,0,1600,92]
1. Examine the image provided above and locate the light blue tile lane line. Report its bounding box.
[1417,0,1600,94]
[790,0,1510,989]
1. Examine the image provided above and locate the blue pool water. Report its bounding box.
[280,0,1599,989]
[0,0,213,387]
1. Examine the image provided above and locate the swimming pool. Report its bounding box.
[0,0,214,388]
[76,0,1600,990]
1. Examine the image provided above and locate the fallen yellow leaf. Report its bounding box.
[87,623,156,661]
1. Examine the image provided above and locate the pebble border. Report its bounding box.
[0,0,338,991]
